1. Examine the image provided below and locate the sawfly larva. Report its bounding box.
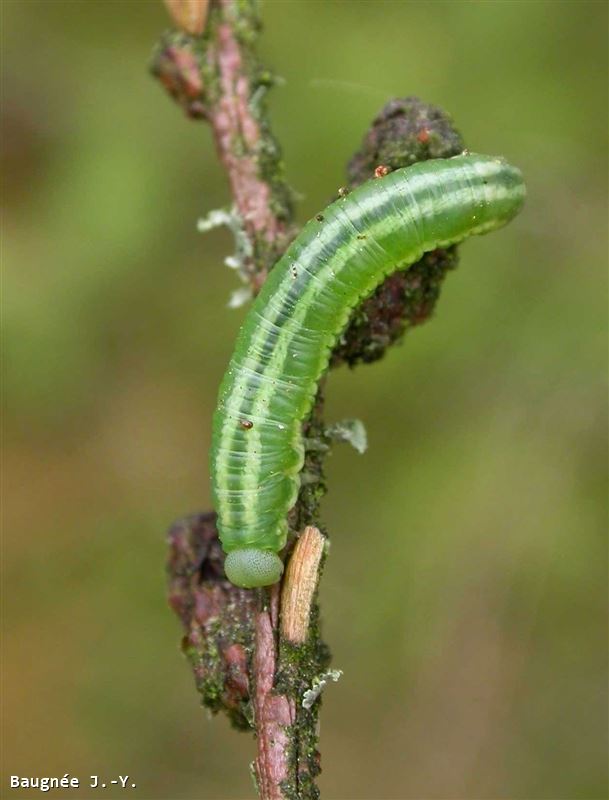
[211,153,526,587]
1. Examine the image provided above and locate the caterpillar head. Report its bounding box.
[224,548,284,588]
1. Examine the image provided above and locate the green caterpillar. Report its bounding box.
[211,153,526,587]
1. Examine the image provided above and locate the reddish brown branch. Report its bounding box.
[167,513,327,799]
[155,0,294,284]
[207,24,287,288]
[253,587,295,798]
[156,3,322,797]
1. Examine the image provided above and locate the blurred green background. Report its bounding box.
[3,1,607,798]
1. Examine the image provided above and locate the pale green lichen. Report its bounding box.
[197,206,254,307]
[326,418,368,454]
[302,669,343,710]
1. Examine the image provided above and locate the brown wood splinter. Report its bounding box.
[280,526,325,644]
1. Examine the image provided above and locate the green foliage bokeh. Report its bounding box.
[3,2,607,798]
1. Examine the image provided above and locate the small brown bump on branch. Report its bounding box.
[150,33,207,119]
[280,527,326,645]
[167,512,256,730]
[331,96,466,368]
[347,95,464,186]
[164,0,210,35]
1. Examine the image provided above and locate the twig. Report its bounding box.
[156,3,325,796]
[153,3,466,798]
[156,0,295,287]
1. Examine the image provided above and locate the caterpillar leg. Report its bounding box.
[224,548,284,588]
